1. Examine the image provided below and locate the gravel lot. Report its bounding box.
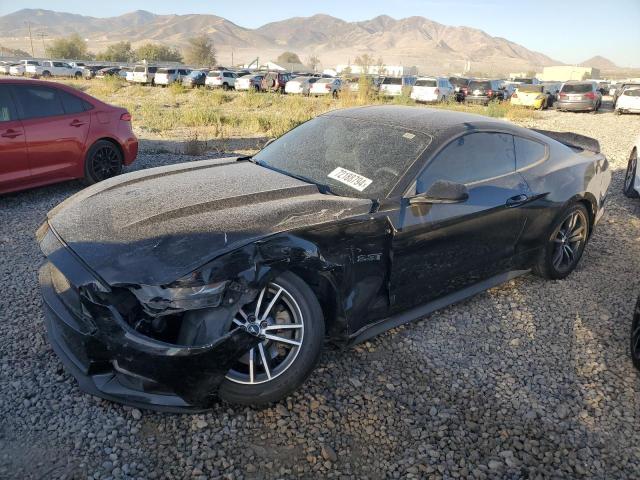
[1,105,640,479]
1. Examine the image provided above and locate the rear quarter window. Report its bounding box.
[515,137,547,170]
[59,90,89,114]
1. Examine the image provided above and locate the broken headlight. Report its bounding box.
[132,278,229,316]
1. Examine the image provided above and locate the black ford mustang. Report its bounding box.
[37,106,611,410]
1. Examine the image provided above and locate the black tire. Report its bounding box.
[623,148,639,198]
[74,72,82,79]
[83,140,123,185]
[222,83,229,91]
[631,296,640,371]
[42,71,51,78]
[533,203,590,280]
[218,271,325,406]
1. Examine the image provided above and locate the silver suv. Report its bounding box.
[556,81,602,112]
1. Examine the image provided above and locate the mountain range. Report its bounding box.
[0,9,614,74]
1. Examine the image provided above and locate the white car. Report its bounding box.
[205,70,238,89]
[34,60,83,78]
[130,65,158,84]
[410,77,454,102]
[0,61,11,74]
[623,134,640,198]
[154,67,191,86]
[235,74,264,91]
[285,76,319,95]
[615,87,640,115]
[9,60,41,76]
[309,77,342,97]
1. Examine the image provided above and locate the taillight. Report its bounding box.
[512,92,518,98]
[487,89,493,96]
[584,92,595,99]
[120,112,131,121]
[434,88,440,95]
[326,83,332,90]
[559,92,567,97]
[462,87,468,94]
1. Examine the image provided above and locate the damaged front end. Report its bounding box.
[37,223,273,411]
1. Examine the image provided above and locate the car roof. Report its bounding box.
[0,77,108,106]
[321,106,531,145]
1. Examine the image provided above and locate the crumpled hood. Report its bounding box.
[47,158,371,285]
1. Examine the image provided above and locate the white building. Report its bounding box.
[336,64,418,77]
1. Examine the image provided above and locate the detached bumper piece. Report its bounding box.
[38,232,257,411]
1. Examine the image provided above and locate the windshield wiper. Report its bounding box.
[253,161,338,196]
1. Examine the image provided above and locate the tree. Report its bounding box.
[307,55,320,72]
[277,51,302,65]
[133,43,183,63]
[96,41,133,62]
[48,33,90,59]
[184,35,216,67]
[354,54,375,74]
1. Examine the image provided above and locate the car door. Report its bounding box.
[12,84,91,184]
[390,132,532,311]
[0,85,29,193]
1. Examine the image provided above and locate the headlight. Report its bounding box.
[132,279,229,316]
[536,94,545,100]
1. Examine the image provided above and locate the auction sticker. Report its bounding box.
[328,167,372,192]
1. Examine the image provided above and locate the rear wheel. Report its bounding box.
[74,72,82,79]
[533,204,590,280]
[631,296,640,371]
[42,71,51,78]
[83,140,123,185]
[624,148,639,198]
[218,271,324,406]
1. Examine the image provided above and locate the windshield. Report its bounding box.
[382,77,402,85]
[562,83,592,93]
[252,115,431,199]
[624,88,640,97]
[449,77,469,87]
[415,79,437,87]
[514,78,534,84]
[188,71,203,77]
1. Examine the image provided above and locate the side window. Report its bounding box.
[0,86,17,121]
[417,133,515,193]
[59,90,88,114]
[53,62,64,67]
[514,137,546,170]
[12,86,65,120]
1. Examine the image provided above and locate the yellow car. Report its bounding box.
[510,84,550,109]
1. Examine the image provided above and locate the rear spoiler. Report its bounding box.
[533,129,600,154]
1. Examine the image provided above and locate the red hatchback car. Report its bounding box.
[0,78,137,195]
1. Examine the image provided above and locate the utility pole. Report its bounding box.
[37,32,48,58]
[231,49,234,67]
[25,21,35,57]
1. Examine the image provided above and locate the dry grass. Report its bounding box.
[58,79,539,144]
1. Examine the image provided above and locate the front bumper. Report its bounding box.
[38,230,258,411]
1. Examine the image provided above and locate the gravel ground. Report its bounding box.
[1,105,640,479]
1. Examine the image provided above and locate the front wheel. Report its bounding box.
[533,204,590,280]
[83,140,123,185]
[624,148,639,198]
[218,271,325,406]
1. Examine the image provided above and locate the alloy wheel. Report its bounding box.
[551,210,587,273]
[625,149,637,193]
[226,282,304,385]
[632,319,640,365]
[89,145,121,181]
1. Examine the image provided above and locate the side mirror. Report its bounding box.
[409,180,469,205]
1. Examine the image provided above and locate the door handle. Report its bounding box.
[506,194,529,207]
[0,129,22,138]
[69,119,86,127]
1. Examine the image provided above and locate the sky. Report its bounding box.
[2,0,639,67]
